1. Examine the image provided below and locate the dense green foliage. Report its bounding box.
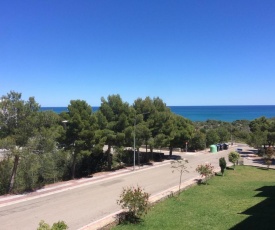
[0,91,65,193]
[1,90,274,195]
[113,166,275,230]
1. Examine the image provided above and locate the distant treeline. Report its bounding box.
[0,91,274,195]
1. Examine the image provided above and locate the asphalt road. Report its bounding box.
[0,147,236,230]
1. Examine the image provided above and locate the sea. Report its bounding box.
[41,105,275,122]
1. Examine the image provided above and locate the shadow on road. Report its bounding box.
[164,155,182,160]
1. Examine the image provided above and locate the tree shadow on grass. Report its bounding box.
[226,167,235,170]
[215,173,223,177]
[230,186,275,230]
[256,167,275,171]
[195,178,211,186]
[116,211,143,225]
[195,179,204,185]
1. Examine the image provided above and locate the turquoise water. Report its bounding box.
[169,106,275,122]
[41,105,275,122]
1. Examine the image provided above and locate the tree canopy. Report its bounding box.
[1,90,274,195]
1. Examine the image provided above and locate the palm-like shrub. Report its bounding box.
[219,157,227,176]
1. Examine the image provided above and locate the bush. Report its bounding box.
[117,185,150,223]
[196,163,215,184]
[51,221,68,230]
[37,220,68,230]
[228,151,240,169]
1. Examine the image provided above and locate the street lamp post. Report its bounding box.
[133,118,136,170]
[62,120,68,129]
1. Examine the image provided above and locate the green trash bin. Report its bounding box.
[210,145,217,153]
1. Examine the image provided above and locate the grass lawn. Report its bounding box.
[113,166,275,230]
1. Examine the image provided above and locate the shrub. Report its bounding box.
[37,220,68,230]
[51,221,68,230]
[117,185,150,223]
[219,157,227,176]
[37,221,50,230]
[228,151,240,169]
[196,163,215,184]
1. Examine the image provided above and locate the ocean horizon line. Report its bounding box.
[41,104,275,108]
[40,105,275,122]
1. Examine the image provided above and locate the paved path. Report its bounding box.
[0,144,270,230]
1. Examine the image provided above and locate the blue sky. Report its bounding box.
[1,0,275,106]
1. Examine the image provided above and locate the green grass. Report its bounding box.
[113,166,275,230]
